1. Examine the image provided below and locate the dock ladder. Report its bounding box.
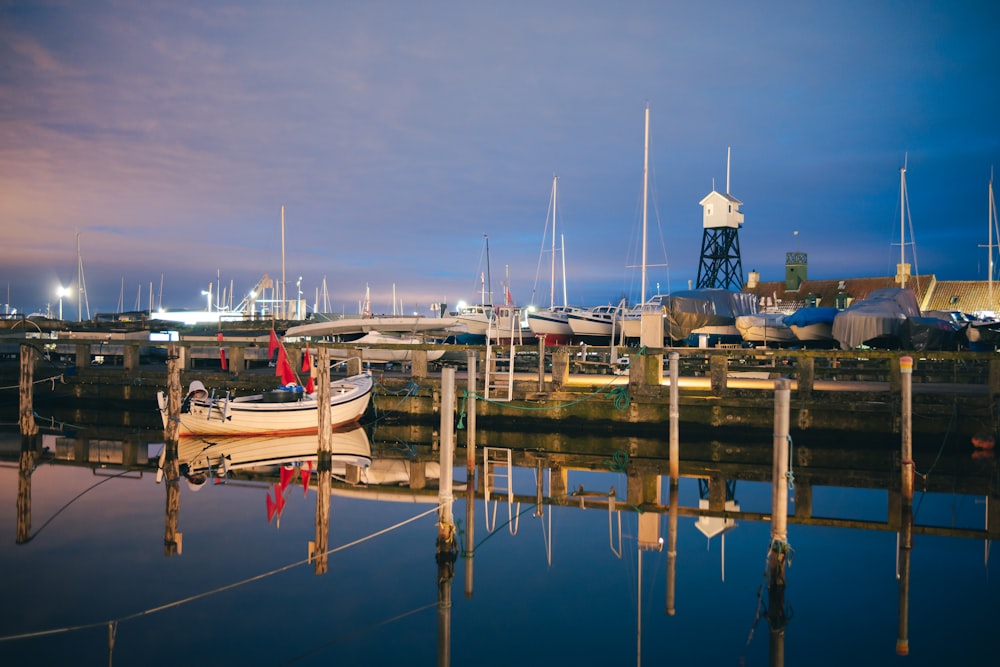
[483,446,519,534]
[484,309,519,402]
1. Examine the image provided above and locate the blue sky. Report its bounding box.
[1,1,998,317]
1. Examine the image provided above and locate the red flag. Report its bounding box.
[301,347,315,393]
[277,350,297,385]
[301,461,313,497]
[217,332,227,371]
[268,329,280,358]
[279,464,295,492]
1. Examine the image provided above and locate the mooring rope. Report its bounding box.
[0,373,66,391]
[0,500,448,644]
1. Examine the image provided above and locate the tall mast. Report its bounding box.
[280,205,287,320]
[899,156,908,289]
[990,171,996,307]
[641,103,650,304]
[550,175,557,309]
[561,233,568,307]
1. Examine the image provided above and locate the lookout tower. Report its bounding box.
[696,148,745,289]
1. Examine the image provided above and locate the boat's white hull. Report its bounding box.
[527,309,576,342]
[735,315,797,345]
[332,332,446,364]
[788,323,835,343]
[157,373,373,437]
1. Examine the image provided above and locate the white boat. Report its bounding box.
[329,331,446,364]
[735,313,796,347]
[172,426,372,483]
[566,304,623,344]
[156,373,373,437]
[284,315,461,338]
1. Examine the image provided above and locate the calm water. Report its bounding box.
[0,424,996,667]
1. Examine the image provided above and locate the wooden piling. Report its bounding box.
[19,344,38,437]
[537,335,546,391]
[467,350,477,478]
[439,366,456,529]
[669,351,679,482]
[163,344,182,556]
[772,378,791,544]
[314,346,332,574]
[899,356,914,502]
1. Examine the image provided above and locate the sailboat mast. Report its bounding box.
[281,204,287,319]
[561,233,568,308]
[550,175,557,309]
[990,173,996,307]
[641,103,650,305]
[899,157,907,289]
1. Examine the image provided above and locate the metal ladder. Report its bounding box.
[205,389,230,422]
[483,446,519,534]
[484,310,517,402]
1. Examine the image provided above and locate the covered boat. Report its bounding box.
[659,289,758,346]
[734,312,796,347]
[783,306,839,347]
[831,288,920,350]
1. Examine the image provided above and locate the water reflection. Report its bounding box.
[0,421,996,666]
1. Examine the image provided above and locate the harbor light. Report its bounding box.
[56,285,69,320]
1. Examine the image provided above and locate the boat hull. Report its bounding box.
[157,373,373,437]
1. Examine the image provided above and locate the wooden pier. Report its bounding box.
[2,335,999,440]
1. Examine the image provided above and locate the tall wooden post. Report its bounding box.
[536,335,546,391]
[19,344,38,437]
[313,347,332,574]
[768,378,791,667]
[437,366,457,667]
[899,356,914,502]
[163,345,182,556]
[466,350,477,479]
[669,351,679,482]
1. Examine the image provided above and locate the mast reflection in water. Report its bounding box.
[0,423,996,667]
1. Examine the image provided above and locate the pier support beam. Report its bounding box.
[75,343,90,369]
[550,348,570,390]
[228,346,245,373]
[710,354,728,396]
[19,344,38,437]
[123,343,140,371]
[797,356,814,398]
[411,349,428,379]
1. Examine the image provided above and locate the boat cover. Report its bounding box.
[831,288,920,349]
[783,306,839,327]
[661,289,758,341]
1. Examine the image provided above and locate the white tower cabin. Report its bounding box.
[696,148,745,289]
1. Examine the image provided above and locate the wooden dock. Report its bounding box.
[2,335,999,441]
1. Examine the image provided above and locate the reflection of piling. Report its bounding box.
[163,345,182,556]
[669,351,679,482]
[900,356,914,502]
[19,344,38,437]
[896,503,913,656]
[17,436,38,544]
[666,478,678,616]
[312,347,332,575]
[464,480,475,599]
[768,379,791,667]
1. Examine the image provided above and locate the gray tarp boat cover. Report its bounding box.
[661,289,758,341]
[831,288,920,349]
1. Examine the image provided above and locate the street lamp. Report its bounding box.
[56,286,69,321]
[296,276,303,319]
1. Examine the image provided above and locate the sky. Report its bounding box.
[1,0,999,318]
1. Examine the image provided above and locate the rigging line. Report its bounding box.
[25,468,134,543]
[0,502,447,644]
